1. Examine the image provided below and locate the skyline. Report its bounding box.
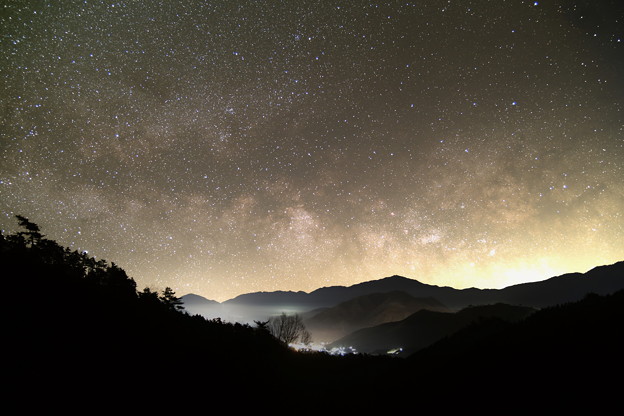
[1,0,623,302]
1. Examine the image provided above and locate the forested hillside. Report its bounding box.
[2,216,398,411]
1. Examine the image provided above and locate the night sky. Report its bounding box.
[1,0,623,302]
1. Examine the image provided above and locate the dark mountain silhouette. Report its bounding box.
[225,289,310,305]
[487,262,624,307]
[304,291,449,342]
[1,217,295,410]
[222,275,432,310]
[180,293,219,306]
[400,290,624,413]
[329,303,536,355]
[179,293,222,319]
[188,260,624,324]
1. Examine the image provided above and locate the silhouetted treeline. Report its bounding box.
[2,216,397,411]
[2,217,294,406]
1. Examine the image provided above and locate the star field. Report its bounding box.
[1,0,623,301]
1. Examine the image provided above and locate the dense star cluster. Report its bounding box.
[1,0,623,301]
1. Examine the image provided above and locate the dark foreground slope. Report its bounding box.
[3,218,623,414]
[3,236,283,406]
[1,220,400,413]
[400,289,624,413]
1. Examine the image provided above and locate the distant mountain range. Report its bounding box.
[304,291,450,342]
[179,293,219,307]
[328,303,536,355]
[396,289,624,410]
[181,260,624,323]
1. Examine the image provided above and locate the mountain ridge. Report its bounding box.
[329,302,537,355]
[182,260,624,319]
[180,293,219,305]
[303,290,450,342]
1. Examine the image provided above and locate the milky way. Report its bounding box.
[1,0,623,301]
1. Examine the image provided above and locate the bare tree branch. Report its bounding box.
[267,312,311,345]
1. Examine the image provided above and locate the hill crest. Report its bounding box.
[182,260,624,322]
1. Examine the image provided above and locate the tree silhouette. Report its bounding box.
[139,287,161,305]
[160,287,184,311]
[254,320,270,331]
[15,215,43,246]
[267,312,311,345]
